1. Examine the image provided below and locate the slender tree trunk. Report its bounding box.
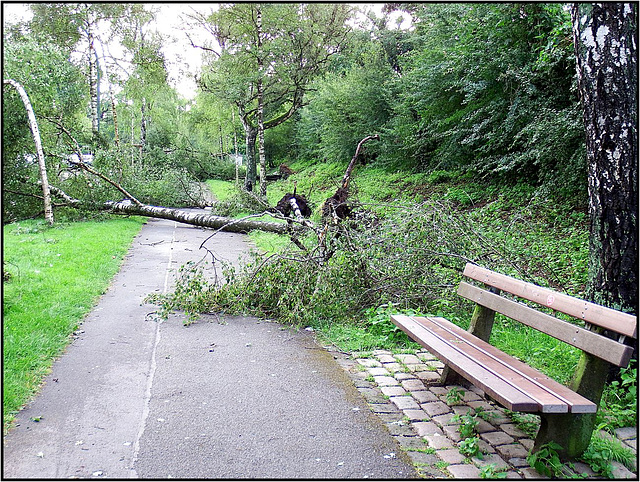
[572,3,638,315]
[3,79,54,225]
[241,118,257,192]
[111,96,120,147]
[218,124,225,161]
[257,77,267,197]
[256,6,267,198]
[88,31,100,142]
[232,110,239,185]
[140,98,147,156]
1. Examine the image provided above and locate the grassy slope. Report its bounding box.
[3,216,145,431]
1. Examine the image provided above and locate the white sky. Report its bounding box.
[3,3,408,100]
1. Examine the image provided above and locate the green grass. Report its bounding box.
[3,216,145,432]
[206,179,238,202]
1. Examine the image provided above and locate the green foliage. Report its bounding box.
[598,361,637,429]
[145,261,217,326]
[527,441,565,478]
[505,410,540,439]
[364,303,416,345]
[295,57,393,164]
[479,464,508,479]
[445,387,465,405]
[458,436,482,459]
[452,408,480,440]
[580,428,636,477]
[2,35,88,222]
[387,3,585,198]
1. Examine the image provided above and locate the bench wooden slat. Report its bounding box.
[390,314,541,412]
[413,316,573,413]
[414,316,597,414]
[457,282,634,367]
[463,264,637,338]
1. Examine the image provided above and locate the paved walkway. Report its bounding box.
[3,215,415,479]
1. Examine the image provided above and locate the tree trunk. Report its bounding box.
[548,2,640,460]
[232,110,239,184]
[140,98,147,156]
[3,79,54,225]
[242,120,257,192]
[88,32,100,141]
[572,3,638,316]
[106,200,298,235]
[111,95,120,147]
[256,6,267,198]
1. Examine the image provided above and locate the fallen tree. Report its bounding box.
[106,199,300,235]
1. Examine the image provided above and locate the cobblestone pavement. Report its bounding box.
[329,348,638,479]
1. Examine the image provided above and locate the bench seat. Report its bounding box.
[390,314,597,414]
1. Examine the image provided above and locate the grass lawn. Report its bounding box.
[2,215,145,432]
[205,179,237,202]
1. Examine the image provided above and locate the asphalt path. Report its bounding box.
[3,213,417,479]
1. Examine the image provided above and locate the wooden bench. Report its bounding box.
[391,263,637,457]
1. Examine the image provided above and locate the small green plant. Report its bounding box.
[145,261,216,325]
[479,463,507,479]
[458,436,483,459]
[526,441,565,478]
[365,303,414,345]
[407,446,436,454]
[452,409,480,439]
[445,387,466,405]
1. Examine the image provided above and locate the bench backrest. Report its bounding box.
[459,263,637,368]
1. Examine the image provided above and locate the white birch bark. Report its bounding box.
[3,79,54,225]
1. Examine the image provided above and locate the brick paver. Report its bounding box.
[412,421,443,437]
[380,386,406,397]
[389,396,420,411]
[481,431,515,446]
[373,375,399,386]
[446,463,481,478]
[338,349,637,480]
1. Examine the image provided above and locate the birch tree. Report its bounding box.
[3,79,54,225]
[571,3,637,316]
[29,3,130,146]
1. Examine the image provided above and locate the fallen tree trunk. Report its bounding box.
[106,200,302,235]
